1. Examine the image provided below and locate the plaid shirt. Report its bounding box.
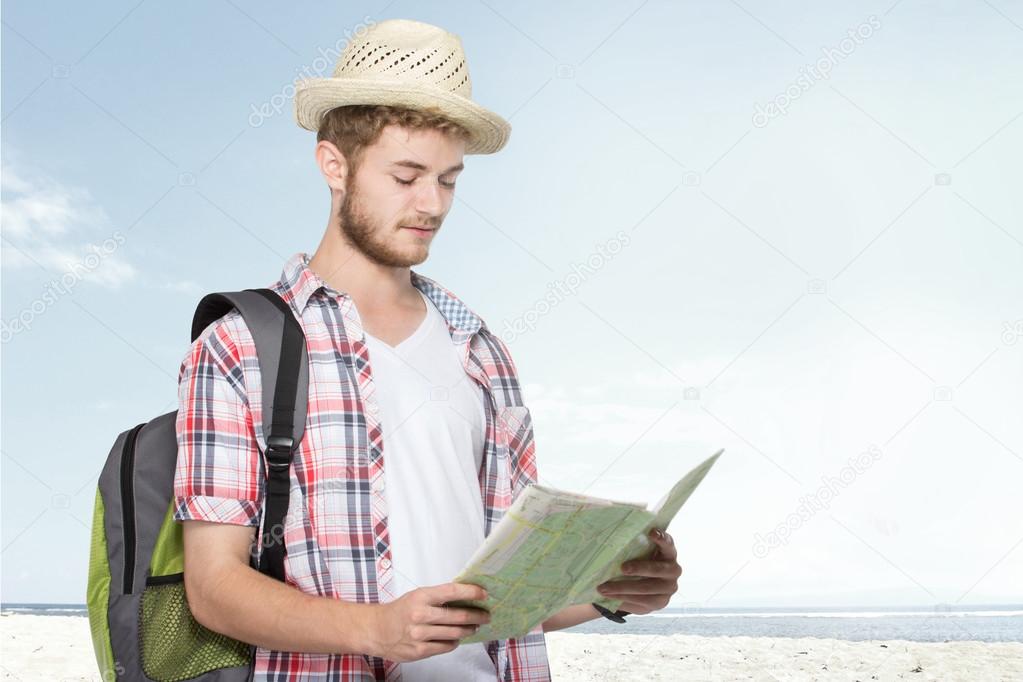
[173,251,550,681]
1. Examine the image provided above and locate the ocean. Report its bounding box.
[3,603,1021,643]
[569,604,1023,642]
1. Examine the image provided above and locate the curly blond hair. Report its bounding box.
[317,104,472,175]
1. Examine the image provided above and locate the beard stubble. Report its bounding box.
[337,173,430,268]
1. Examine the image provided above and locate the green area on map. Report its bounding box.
[448,449,724,643]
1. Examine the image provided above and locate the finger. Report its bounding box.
[416,623,480,641]
[619,558,682,579]
[434,582,488,604]
[647,528,677,561]
[598,577,676,596]
[428,604,491,626]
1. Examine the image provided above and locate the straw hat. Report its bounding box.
[294,19,511,155]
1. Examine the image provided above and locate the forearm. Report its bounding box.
[541,603,603,633]
[189,561,376,655]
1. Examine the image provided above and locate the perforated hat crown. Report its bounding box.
[294,19,511,154]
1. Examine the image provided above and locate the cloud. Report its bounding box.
[1,163,137,288]
[160,279,204,296]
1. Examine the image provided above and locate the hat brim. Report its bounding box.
[294,78,511,155]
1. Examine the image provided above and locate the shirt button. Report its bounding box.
[381,558,391,569]
[367,402,379,415]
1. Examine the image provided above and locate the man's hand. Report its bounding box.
[595,528,681,615]
[365,583,491,663]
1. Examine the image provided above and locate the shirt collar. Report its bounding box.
[277,251,487,336]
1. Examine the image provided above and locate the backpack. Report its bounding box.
[86,287,309,682]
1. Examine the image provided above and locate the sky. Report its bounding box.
[2,1,1022,609]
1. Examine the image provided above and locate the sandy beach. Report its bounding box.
[2,613,1022,681]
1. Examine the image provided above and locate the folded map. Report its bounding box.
[448,448,724,643]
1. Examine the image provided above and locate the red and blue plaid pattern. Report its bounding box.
[174,251,550,680]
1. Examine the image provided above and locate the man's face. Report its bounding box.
[338,124,466,268]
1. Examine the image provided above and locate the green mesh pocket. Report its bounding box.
[138,573,252,681]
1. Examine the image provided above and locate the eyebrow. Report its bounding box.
[390,160,464,174]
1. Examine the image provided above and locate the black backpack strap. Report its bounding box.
[190,288,308,582]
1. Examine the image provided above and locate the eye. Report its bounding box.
[393,175,457,189]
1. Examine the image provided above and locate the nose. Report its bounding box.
[413,179,446,217]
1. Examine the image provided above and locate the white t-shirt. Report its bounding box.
[363,289,494,681]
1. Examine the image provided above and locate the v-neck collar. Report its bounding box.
[279,252,488,338]
[362,289,435,356]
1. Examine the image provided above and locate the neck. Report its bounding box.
[308,223,419,311]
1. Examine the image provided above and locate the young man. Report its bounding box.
[173,18,683,682]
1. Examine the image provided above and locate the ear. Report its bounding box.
[314,139,349,193]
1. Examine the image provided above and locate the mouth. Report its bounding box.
[402,225,437,237]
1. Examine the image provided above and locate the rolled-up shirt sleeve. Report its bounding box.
[491,333,539,492]
[173,314,264,527]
